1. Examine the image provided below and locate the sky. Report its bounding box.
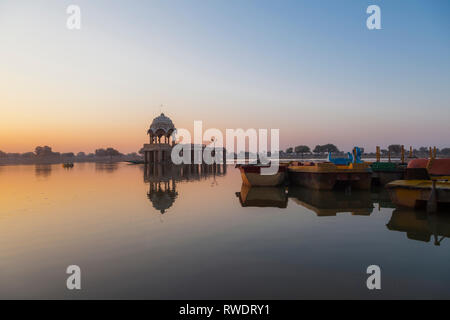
[0,0,449,154]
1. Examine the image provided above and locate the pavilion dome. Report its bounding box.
[147,189,178,214]
[148,113,175,137]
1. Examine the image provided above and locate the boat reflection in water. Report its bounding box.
[370,186,396,210]
[288,187,374,216]
[387,209,450,246]
[144,163,226,214]
[235,182,450,246]
[235,184,391,215]
[236,184,288,208]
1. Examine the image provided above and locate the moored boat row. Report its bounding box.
[288,161,372,190]
[386,158,450,212]
[237,156,450,213]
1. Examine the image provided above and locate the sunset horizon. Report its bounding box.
[1,0,450,307]
[1,1,449,154]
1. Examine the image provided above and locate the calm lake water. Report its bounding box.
[0,162,449,299]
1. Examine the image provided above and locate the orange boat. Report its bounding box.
[288,161,372,190]
[387,158,450,211]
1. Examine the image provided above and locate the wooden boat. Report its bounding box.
[62,163,74,168]
[386,180,450,209]
[126,160,145,164]
[235,184,288,208]
[386,159,450,210]
[238,163,288,187]
[288,162,372,190]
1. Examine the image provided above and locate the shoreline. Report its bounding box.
[0,156,437,167]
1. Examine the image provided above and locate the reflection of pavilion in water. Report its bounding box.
[144,163,227,214]
[387,209,450,246]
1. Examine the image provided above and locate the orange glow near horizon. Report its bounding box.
[1,1,449,154]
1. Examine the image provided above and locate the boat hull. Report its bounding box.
[386,180,450,209]
[238,163,288,187]
[240,170,286,187]
[288,163,372,190]
[372,170,405,185]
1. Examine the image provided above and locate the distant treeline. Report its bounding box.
[281,144,450,158]
[0,146,142,164]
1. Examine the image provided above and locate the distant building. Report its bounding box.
[142,113,176,164]
[142,112,227,164]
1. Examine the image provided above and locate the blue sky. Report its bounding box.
[0,0,449,152]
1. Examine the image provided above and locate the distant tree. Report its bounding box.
[95,148,108,157]
[76,152,86,157]
[388,144,402,154]
[138,148,145,155]
[106,148,121,158]
[286,147,293,154]
[62,152,75,158]
[21,152,35,159]
[440,148,450,155]
[35,146,54,157]
[295,145,310,158]
[0,150,7,158]
[323,144,339,153]
[314,144,339,154]
[8,153,21,158]
[419,147,428,153]
[381,149,388,155]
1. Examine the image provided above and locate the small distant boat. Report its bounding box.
[237,163,288,187]
[288,161,372,190]
[62,163,74,168]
